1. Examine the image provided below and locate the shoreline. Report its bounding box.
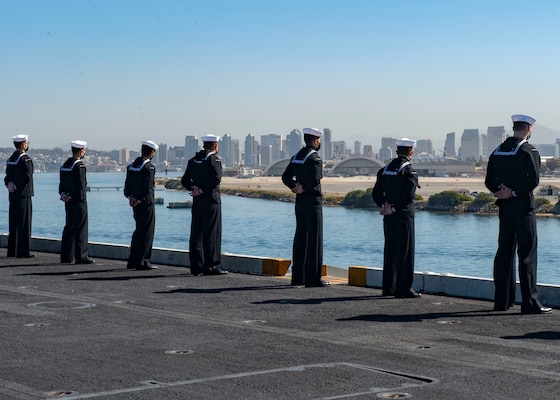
[219,175,560,197]
[217,176,560,216]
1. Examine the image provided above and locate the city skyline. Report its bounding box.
[3,1,560,151]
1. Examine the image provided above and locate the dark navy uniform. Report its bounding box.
[124,157,156,269]
[4,150,34,258]
[182,149,222,275]
[59,157,90,263]
[372,155,419,297]
[485,136,543,312]
[282,145,323,287]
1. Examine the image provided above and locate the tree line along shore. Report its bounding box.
[158,178,560,215]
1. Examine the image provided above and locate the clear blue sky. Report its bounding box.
[2,0,560,152]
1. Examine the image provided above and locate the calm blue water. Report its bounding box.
[2,172,560,284]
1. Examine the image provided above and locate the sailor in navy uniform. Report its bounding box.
[4,134,35,258]
[124,140,159,270]
[182,134,226,276]
[282,127,328,287]
[59,140,94,264]
[372,138,420,298]
[485,114,551,314]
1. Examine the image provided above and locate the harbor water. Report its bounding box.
[2,172,560,284]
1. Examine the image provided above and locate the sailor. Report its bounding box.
[282,127,329,287]
[372,138,420,298]
[485,114,551,314]
[4,134,35,258]
[59,140,95,264]
[124,140,159,270]
[182,134,226,276]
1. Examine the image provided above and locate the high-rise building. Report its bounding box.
[261,145,273,167]
[230,139,240,167]
[458,129,481,161]
[416,139,433,156]
[486,126,506,155]
[444,132,456,157]
[322,128,333,160]
[379,137,397,157]
[363,145,373,158]
[220,134,234,167]
[354,140,362,157]
[184,136,199,159]
[155,143,168,164]
[379,146,393,162]
[120,148,130,164]
[261,134,282,165]
[244,134,258,168]
[286,129,302,156]
[332,141,347,160]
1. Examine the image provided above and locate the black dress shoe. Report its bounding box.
[61,259,74,264]
[203,268,228,275]
[395,291,421,298]
[76,258,95,265]
[521,306,552,314]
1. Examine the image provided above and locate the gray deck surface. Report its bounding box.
[1,252,559,399]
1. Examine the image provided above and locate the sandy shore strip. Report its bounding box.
[220,175,560,198]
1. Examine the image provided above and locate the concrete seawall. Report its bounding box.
[2,233,559,308]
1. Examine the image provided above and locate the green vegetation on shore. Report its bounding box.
[342,189,559,215]
[161,178,560,215]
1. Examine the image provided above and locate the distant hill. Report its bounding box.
[524,124,560,145]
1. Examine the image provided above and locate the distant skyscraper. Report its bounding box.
[261,134,282,165]
[120,148,130,163]
[486,126,506,155]
[363,145,373,158]
[459,129,481,161]
[184,136,199,159]
[416,139,433,156]
[379,146,392,162]
[354,140,362,157]
[332,141,347,160]
[286,129,302,156]
[480,134,488,158]
[220,134,233,167]
[244,134,258,168]
[322,128,333,160]
[155,143,168,164]
[379,137,397,157]
[231,139,240,167]
[444,132,456,157]
[261,145,273,167]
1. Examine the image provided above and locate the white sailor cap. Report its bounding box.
[12,134,28,143]
[142,140,159,151]
[511,114,536,126]
[202,134,220,142]
[302,127,323,138]
[71,140,87,149]
[395,138,416,147]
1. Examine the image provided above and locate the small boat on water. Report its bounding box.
[154,197,164,205]
[167,201,192,209]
